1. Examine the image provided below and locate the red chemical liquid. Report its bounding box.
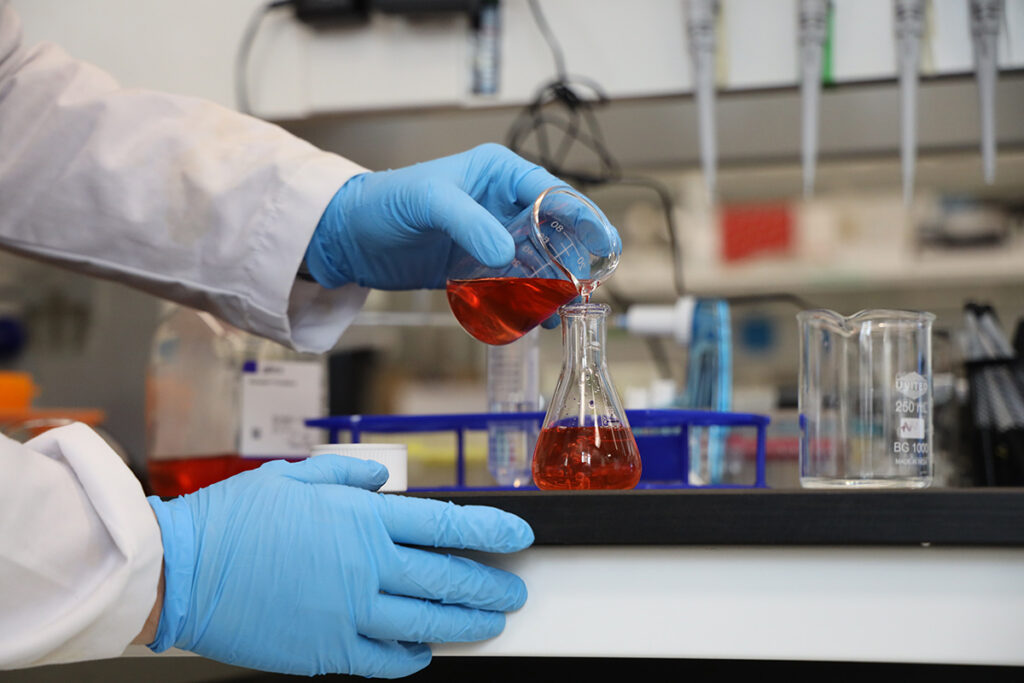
[446,277,578,345]
[147,454,301,497]
[532,425,642,490]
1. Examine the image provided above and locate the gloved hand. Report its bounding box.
[305,143,571,290]
[146,455,534,678]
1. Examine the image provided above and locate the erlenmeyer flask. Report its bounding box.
[532,302,642,490]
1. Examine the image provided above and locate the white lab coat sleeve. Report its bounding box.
[0,424,163,669]
[0,3,370,353]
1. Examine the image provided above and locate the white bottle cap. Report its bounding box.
[623,296,696,346]
[309,443,408,492]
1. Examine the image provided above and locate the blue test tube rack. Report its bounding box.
[306,409,770,491]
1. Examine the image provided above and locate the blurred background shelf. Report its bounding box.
[682,247,1024,296]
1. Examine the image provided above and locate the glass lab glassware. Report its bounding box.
[680,298,732,485]
[798,309,935,488]
[146,305,324,496]
[532,302,641,490]
[446,187,620,346]
[487,327,540,487]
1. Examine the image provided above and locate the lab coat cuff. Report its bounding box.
[1,424,164,667]
[245,151,371,352]
[146,496,195,653]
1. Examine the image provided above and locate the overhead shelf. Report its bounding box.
[683,246,1024,296]
[610,241,1024,301]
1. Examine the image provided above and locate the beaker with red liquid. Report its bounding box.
[446,187,620,345]
[532,302,641,490]
[447,276,578,346]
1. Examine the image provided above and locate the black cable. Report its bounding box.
[527,0,567,80]
[599,176,685,299]
[506,77,618,181]
[514,1,818,320]
[511,2,683,297]
[235,0,294,115]
[508,2,619,180]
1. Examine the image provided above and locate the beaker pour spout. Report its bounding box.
[797,308,852,334]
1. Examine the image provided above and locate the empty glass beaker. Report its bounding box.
[446,187,620,346]
[532,302,641,490]
[798,309,935,488]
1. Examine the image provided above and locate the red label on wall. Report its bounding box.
[720,203,793,262]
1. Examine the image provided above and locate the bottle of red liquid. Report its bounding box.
[146,306,324,496]
[532,302,641,490]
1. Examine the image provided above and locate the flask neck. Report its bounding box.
[559,303,610,372]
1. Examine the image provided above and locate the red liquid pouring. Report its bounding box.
[446,276,579,345]
[532,425,642,490]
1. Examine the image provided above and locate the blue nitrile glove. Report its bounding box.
[305,143,572,290]
[146,455,534,678]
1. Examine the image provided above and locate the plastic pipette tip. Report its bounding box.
[895,0,925,205]
[899,64,918,205]
[798,0,829,199]
[695,63,717,201]
[970,0,1003,184]
[686,0,719,204]
[801,61,820,199]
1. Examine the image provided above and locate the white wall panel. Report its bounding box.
[12,1,1024,120]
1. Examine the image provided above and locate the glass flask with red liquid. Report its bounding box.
[446,186,620,346]
[532,302,642,490]
[146,306,324,497]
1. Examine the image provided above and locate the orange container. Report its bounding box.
[0,371,105,437]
